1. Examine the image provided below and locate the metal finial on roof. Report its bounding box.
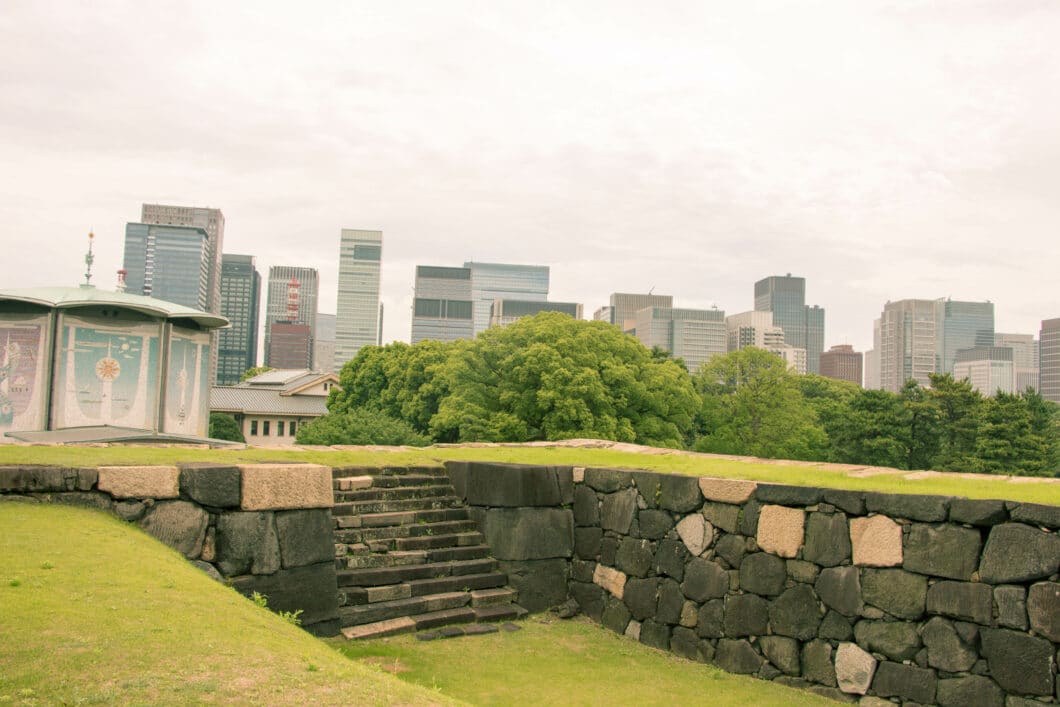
[81,230,96,289]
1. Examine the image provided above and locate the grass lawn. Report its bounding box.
[336,615,837,707]
[1,442,1058,505]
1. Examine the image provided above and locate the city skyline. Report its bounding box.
[2,3,1058,355]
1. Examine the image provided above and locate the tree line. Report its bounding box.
[294,312,1059,477]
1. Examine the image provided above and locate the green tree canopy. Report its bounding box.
[294,408,430,447]
[208,413,245,442]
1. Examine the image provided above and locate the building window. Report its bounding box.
[263,420,270,436]
[277,421,285,436]
[290,420,297,435]
[250,420,258,436]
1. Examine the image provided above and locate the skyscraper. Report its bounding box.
[878,299,940,393]
[753,274,826,374]
[411,266,474,343]
[140,204,224,315]
[608,293,673,334]
[1040,318,1060,403]
[724,310,806,373]
[216,254,260,385]
[953,347,1015,397]
[938,300,994,375]
[314,313,337,373]
[466,262,549,334]
[633,307,726,374]
[820,345,864,387]
[995,332,1039,393]
[122,223,210,310]
[489,300,583,327]
[335,229,383,366]
[263,266,318,368]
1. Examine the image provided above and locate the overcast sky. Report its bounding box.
[3,1,1058,353]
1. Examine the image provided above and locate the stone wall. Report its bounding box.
[448,461,1060,706]
[0,463,340,636]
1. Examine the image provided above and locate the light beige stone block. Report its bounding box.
[593,564,627,599]
[677,513,714,556]
[836,642,876,694]
[572,467,585,484]
[850,515,903,567]
[625,620,641,641]
[97,466,179,499]
[698,477,758,504]
[756,505,805,558]
[239,464,333,510]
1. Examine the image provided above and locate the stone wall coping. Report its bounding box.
[238,464,333,511]
[97,465,180,499]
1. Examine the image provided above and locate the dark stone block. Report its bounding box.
[980,628,1055,696]
[801,640,836,687]
[192,560,223,582]
[723,593,769,637]
[937,676,1004,707]
[871,662,937,704]
[714,533,746,568]
[571,559,595,583]
[600,490,638,533]
[460,462,567,506]
[215,511,280,576]
[464,623,500,636]
[770,585,822,641]
[979,523,1060,584]
[498,559,568,612]
[638,509,673,540]
[52,491,112,511]
[786,560,819,584]
[740,552,787,597]
[739,499,761,537]
[615,537,654,578]
[1009,502,1060,529]
[555,466,574,505]
[601,595,631,635]
[759,635,800,676]
[599,536,618,567]
[574,527,603,560]
[715,639,763,674]
[926,581,993,625]
[139,500,207,559]
[822,489,865,516]
[572,486,599,527]
[1027,581,1060,642]
[949,498,1007,526]
[681,558,729,602]
[922,616,977,672]
[904,523,982,580]
[701,502,741,534]
[114,500,146,522]
[861,568,927,620]
[479,508,573,560]
[757,662,781,682]
[275,509,334,569]
[814,565,862,617]
[178,464,241,508]
[584,467,634,493]
[818,610,852,641]
[231,561,339,633]
[632,472,702,513]
[802,512,851,567]
[755,484,822,507]
[639,619,671,650]
[444,461,468,499]
[654,539,689,581]
[569,581,605,621]
[623,576,660,621]
[656,579,685,625]
[854,620,921,662]
[696,599,724,638]
[439,626,464,638]
[670,626,702,661]
[0,466,67,492]
[865,492,950,522]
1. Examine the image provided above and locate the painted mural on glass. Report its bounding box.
[163,329,210,436]
[0,315,49,432]
[55,316,160,429]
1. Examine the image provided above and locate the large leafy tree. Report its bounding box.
[928,374,982,471]
[975,390,1059,476]
[900,379,941,470]
[693,348,826,460]
[829,389,911,468]
[294,408,430,447]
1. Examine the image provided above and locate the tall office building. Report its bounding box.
[140,204,224,315]
[725,311,786,352]
[954,347,1015,397]
[490,300,583,327]
[411,266,474,343]
[1040,318,1060,403]
[122,223,210,310]
[314,313,336,373]
[216,254,260,385]
[465,262,550,334]
[938,300,994,375]
[864,319,882,390]
[753,274,826,373]
[820,345,864,387]
[335,229,383,366]
[609,293,674,334]
[593,306,613,323]
[633,307,726,374]
[878,299,940,393]
[264,266,318,368]
[995,332,1039,393]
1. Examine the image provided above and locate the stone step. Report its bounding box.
[425,544,492,563]
[470,587,519,608]
[334,484,455,503]
[356,508,470,528]
[339,590,471,627]
[405,571,509,597]
[333,496,464,516]
[336,557,498,588]
[336,550,428,570]
[332,465,448,480]
[333,519,479,544]
[333,476,373,492]
[473,603,528,623]
[394,532,484,551]
[364,474,449,489]
[339,603,526,640]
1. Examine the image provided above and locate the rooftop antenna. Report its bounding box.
[80,230,96,289]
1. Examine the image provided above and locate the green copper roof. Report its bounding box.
[0,287,228,329]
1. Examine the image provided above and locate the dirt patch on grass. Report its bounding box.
[360,656,411,674]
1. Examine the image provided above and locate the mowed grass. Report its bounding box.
[336,615,836,707]
[0,502,454,706]
[1,442,1058,505]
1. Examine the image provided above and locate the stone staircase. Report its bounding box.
[331,465,527,640]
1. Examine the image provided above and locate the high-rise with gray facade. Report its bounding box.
[490,300,583,327]
[263,266,318,368]
[753,274,825,373]
[1040,318,1060,403]
[411,266,474,343]
[633,307,726,374]
[314,313,336,373]
[216,254,260,385]
[609,293,674,334]
[140,204,224,315]
[466,262,549,334]
[938,300,994,375]
[954,347,1015,397]
[335,229,383,367]
[995,332,1039,393]
[122,223,211,310]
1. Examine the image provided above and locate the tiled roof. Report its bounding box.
[210,386,328,416]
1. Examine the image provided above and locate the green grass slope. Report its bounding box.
[0,502,455,705]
